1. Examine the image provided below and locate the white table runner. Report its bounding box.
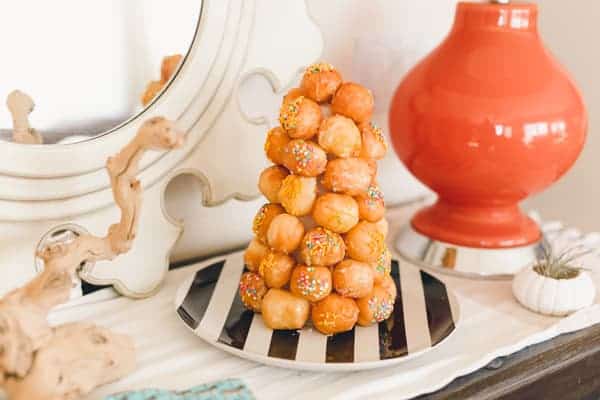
[41,206,600,400]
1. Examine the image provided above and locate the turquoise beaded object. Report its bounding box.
[105,379,254,400]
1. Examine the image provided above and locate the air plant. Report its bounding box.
[533,243,592,280]
[514,242,596,316]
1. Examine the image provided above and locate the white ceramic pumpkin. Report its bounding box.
[513,265,596,317]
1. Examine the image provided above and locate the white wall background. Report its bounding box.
[307,0,461,205]
[524,0,599,232]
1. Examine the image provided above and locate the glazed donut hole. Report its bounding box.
[355,183,385,222]
[278,175,317,217]
[290,265,332,302]
[283,87,306,105]
[262,288,310,330]
[239,272,268,312]
[312,193,359,234]
[317,115,362,159]
[333,259,374,299]
[264,127,290,165]
[356,286,394,326]
[321,158,377,196]
[359,122,387,160]
[331,82,374,124]
[258,165,289,203]
[299,227,346,267]
[300,62,343,103]
[282,139,328,177]
[380,274,398,300]
[258,251,295,289]
[252,203,285,243]
[345,221,386,263]
[279,95,322,140]
[244,237,270,272]
[370,247,392,285]
[312,293,359,335]
[266,213,305,254]
[374,217,389,239]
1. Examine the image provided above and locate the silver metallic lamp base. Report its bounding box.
[395,223,544,280]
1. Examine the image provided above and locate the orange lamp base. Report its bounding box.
[411,200,541,249]
[389,1,586,262]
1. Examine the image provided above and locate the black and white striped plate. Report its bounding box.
[174,251,460,371]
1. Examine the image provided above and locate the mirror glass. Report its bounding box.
[0,0,200,144]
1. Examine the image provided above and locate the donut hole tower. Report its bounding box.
[241,63,395,335]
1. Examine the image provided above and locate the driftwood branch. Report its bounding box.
[6,90,43,145]
[0,116,184,400]
[3,323,136,400]
[141,54,182,106]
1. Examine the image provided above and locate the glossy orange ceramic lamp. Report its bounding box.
[390,0,587,277]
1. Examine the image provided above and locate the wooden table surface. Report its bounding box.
[416,323,600,400]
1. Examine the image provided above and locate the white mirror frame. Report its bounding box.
[0,0,322,298]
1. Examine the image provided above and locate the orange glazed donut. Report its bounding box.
[345,221,386,263]
[243,238,270,272]
[264,127,290,165]
[333,259,374,299]
[252,203,285,243]
[380,274,397,300]
[300,62,343,103]
[312,193,359,234]
[283,87,306,106]
[299,227,345,267]
[282,139,328,177]
[359,122,387,160]
[278,175,317,217]
[317,115,362,158]
[370,247,392,285]
[356,286,394,326]
[258,165,289,203]
[374,218,389,239]
[239,272,267,312]
[279,95,322,140]
[262,289,310,330]
[312,294,359,335]
[266,213,305,254]
[355,183,385,222]
[258,251,295,289]
[331,82,374,124]
[321,158,376,196]
[290,265,332,302]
